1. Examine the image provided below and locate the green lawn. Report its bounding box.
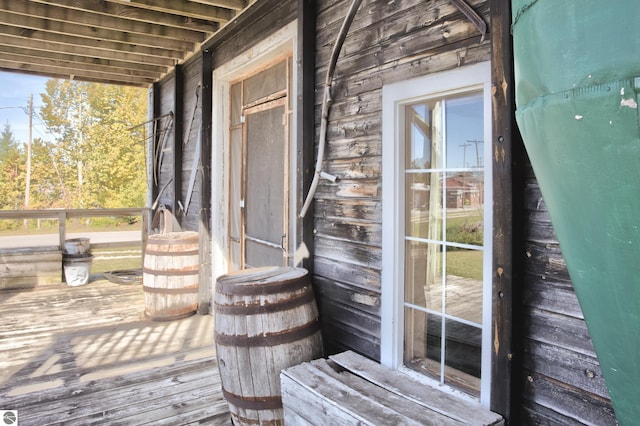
[90,247,142,275]
[447,249,483,281]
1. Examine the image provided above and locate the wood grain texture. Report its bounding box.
[281,351,503,425]
[521,170,615,421]
[0,279,231,425]
[312,0,490,372]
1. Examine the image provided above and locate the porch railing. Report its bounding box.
[0,208,150,251]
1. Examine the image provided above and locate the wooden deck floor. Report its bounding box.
[0,278,231,425]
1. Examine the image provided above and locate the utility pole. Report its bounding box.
[459,142,471,167]
[467,139,484,167]
[24,94,32,228]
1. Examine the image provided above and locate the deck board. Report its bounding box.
[0,279,231,425]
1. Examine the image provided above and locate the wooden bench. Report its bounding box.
[281,350,504,425]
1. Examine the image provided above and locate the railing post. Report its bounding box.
[141,208,150,256]
[58,210,67,250]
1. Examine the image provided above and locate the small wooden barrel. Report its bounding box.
[214,266,323,426]
[143,231,199,321]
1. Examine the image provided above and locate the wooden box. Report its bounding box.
[281,350,504,425]
[0,248,62,290]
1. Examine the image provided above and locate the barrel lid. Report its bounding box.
[147,231,199,242]
[216,266,309,295]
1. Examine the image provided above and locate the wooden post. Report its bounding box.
[58,210,67,251]
[174,65,184,224]
[198,49,213,315]
[150,82,162,212]
[490,1,523,423]
[297,0,316,273]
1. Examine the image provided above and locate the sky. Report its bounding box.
[0,71,53,145]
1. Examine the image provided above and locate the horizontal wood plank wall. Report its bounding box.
[208,0,296,70]
[521,162,617,425]
[312,0,490,360]
[156,76,176,213]
[180,56,204,232]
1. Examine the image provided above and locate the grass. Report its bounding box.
[0,218,142,236]
[447,249,483,281]
[90,247,142,275]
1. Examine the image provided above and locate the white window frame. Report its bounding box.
[380,61,493,407]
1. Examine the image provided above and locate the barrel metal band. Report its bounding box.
[143,285,198,294]
[215,289,315,315]
[142,267,199,276]
[144,248,199,256]
[222,389,282,410]
[215,319,320,347]
[216,276,311,296]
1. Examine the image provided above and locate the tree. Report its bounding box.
[0,123,25,209]
[39,80,91,208]
[29,137,68,208]
[38,80,148,209]
[84,83,147,208]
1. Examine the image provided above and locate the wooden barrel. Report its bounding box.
[143,231,199,321]
[214,266,323,426]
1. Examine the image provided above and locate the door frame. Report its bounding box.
[210,21,297,282]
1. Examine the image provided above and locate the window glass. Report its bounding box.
[445,93,484,169]
[402,89,484,398]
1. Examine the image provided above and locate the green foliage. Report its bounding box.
[7,80,150,210]
[447,221,484,247]
[0,123,26,209]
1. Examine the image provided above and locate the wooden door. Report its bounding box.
[228,59,290,270]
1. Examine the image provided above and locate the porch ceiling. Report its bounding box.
[0,0,252,87]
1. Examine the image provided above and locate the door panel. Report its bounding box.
[244,103,287,267]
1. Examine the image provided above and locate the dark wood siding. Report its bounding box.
[208,0,296,70]
[155,75,175,211]
[520,163,616,424]
[312,0,617,424]
[179,55,203,231]
[147,1,617,423]
[312,0,491,360]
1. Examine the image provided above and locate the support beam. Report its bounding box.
[296,0,316,273]
[198,49,213,314]
[105,0,235,23]
[174,65,185,224]
[490,0,523,423]
[0,0,207,43]
[151,82,162,210]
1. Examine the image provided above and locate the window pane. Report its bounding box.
[405,103,431,169]
[230,82,242,126]
[243,60,287,105]
[445,172,484,246]
[405,240,442,313]
[445,92,484,169]
[404,307,441,381]
[406,172,442,240]
[444,318,481,396]
[445,247,483,324]
[245,107,285,243]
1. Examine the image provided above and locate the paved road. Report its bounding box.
[0,231,142,249]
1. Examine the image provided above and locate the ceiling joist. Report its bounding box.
[0,0,252,87]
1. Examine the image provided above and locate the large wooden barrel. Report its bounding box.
[214,266,323,426]
[143,231,199,321]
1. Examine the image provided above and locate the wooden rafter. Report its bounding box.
[0,0,252,87]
